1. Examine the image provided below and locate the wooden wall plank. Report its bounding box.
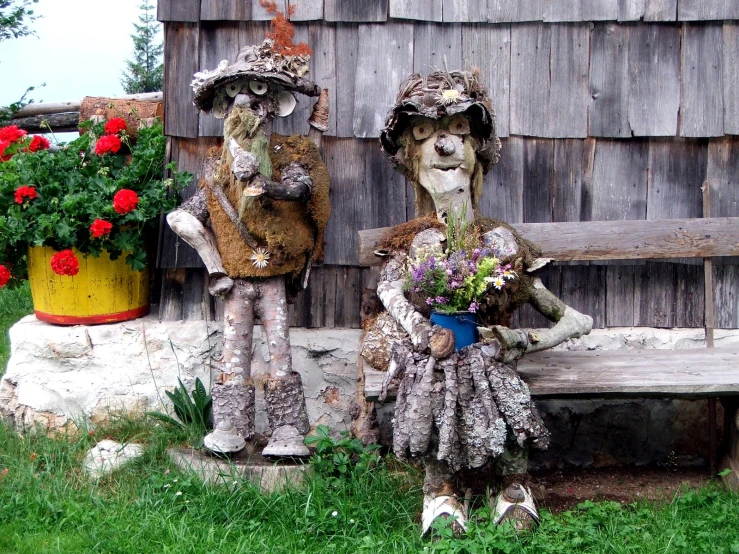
[511,23,589,138]
[182,269,208,320]
[647,139,707,220]
[462,24,511,137]
[335,24,359,137]
[644,0,677,21]
[560,265,607,328]
[309,22,337,136]
[478,137,524,222]
[442,0,488,22]
[321,138,366,265]
[159,268,185,320]
[678,0,739,20]
[200,0,250,21]
[589,23,631,138]
[334,267,363,327]
[164,23,200,138]
[714,265,739,328]
[606,265,636,326]
[618,0,645,20]
[723,24,739,135]
[487,0,544,23]
[708,138,739,217]
[364,135,409,228]
[591,140,649,221]
[158,0,200,22]
[522,139,555,222]
[553,140,585,222]
[289,0,324,20]
[197,23,241,137]
[627,24,680,136]
[674,263,704,327]
[325,0,388,22]
[680,23,724,138]
[390,0,442,21]
[548,24,590,137]
[413,23,463,74]
[544,0,618,22]
[252,0,287,20]
[353,23,414,138]
[510,24,551,137]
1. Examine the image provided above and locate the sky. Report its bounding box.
[0,0,156,108]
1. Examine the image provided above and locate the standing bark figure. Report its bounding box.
[166,16,331,457]
[360,71,592,532]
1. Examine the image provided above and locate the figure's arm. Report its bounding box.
[488,277,592,362]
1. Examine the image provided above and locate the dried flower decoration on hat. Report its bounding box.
[260,0,312,57]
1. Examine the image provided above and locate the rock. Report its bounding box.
[83,440,144,479]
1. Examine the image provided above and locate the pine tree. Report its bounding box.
[120,0,163,94]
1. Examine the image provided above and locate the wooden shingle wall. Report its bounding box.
[157,0,739,330]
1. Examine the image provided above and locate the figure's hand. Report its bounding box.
[429,326,455,359]
[490,325,529,363]
[208,274,234,297]
[281,162,312,195]
[228,137,259,182]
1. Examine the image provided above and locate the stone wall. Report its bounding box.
[2,315,734,467]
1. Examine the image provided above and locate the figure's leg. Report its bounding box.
[492,444,538,530]
[256,277,310,457]
[421,457,467,535]
[204,279,256,452]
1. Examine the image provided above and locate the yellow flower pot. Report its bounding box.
[27,246,150,325]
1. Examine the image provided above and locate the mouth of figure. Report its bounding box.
[433,163,462,172]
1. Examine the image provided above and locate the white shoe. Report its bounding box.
[421,494,468,536]
[492,483,539,530]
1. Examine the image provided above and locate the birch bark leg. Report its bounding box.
[212,279,256,440]
[257,277,292,378]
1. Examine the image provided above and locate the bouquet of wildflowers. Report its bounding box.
[0,117,192,289]
[405,246,517,314]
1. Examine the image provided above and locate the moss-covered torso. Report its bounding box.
[205,133,330,288]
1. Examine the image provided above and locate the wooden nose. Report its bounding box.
[434,135,455,156]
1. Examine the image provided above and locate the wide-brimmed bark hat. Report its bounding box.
[191,38,320,114]
[380,70,501,173]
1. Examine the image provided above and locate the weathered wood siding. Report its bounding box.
[158,0,739,329]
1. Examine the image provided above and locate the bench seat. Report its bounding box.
[364,345,739,401]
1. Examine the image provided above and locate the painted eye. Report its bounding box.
[224,82,243,97]
[249,81,268,96]
[412,121,433,141]
[448,115,470,135]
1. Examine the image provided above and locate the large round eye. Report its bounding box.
[276,91,297,117]
[224,82,243,98]
[249,81,268,96]
[412,120,434,141]
[448,115,470,135]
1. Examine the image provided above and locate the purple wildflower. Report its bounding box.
[468,302,478,313]
[435,296,448,304]
[426,297,434,305]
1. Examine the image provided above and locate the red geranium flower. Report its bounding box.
[0,125,27,143]
[103,118,128,136]
[28,135,50,152]
[90,218,113,238]
[50,249,80,276]
[0,265,11,289]
[95,134,122,156]
[14,185,38,204]
[0,140,10,161]
[113,189,138,214]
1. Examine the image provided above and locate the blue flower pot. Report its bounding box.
[430,311,479,351]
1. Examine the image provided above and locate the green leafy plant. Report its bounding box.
[146,377,212,438]
[304,424,381,481]
[0,117,191,285]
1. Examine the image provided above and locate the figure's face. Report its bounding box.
[408,114,477,220]
[213,80,297,125]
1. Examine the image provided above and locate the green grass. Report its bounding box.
[1,419,739,554]
[0,281,33,377]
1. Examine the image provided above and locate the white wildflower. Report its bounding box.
[250,247,270,269]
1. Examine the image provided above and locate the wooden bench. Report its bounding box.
[357,212,739,483]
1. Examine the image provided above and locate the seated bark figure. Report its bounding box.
[166,21,330,457]
[361,70,592,532]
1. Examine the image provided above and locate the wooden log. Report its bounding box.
[12,92,162,118]
[365,346,739,401]
[357,217,739,266]
[10,112,80,133]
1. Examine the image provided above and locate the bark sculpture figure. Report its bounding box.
[361,71,592,532]
[166,21,330,457]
